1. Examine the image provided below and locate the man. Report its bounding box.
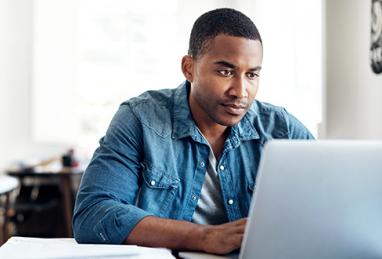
[73,8,314,254]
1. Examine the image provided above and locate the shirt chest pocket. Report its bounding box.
[138,168,180,217]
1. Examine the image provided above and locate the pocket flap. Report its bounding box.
[143,169,179,189]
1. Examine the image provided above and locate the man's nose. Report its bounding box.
[228,77,248,99]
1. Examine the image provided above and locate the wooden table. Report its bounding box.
[6,168,82,238]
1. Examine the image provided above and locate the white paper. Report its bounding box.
[0,237,175,259]
[178,251,237,259]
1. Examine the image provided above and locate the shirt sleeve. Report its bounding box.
[73,103,154,244]
[282,108,315,140]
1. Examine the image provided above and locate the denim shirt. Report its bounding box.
[73,81,314,244]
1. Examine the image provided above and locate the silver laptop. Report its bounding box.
[240,140,382,259]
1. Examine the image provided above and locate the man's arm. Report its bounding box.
[73,103,245,254]
[126,216,247,255]
[73,104,152,244]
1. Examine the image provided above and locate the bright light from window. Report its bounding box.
[32,0,323,155]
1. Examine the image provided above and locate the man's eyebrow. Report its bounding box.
[213,60,262,71]
[213,60,236,69]
[249,66,262,71]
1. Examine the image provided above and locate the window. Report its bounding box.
[33,0,323,153]
[251,0,323,137]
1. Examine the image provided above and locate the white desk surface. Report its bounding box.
[0,237,235,259]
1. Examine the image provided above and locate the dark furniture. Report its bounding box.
[0,175,19,244]
[6,168,82,238]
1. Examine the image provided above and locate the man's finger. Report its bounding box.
[230,233,244,248]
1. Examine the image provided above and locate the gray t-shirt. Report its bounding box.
[192,140,228,225]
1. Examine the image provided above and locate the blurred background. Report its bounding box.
[0,0,381,244]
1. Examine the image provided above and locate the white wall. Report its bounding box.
[0,0,32,169]
[0,0,68,171]
[326,0,382,139]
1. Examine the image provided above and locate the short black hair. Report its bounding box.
[188,8,262,58]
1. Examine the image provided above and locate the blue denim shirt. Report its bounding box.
[73,81,314,244]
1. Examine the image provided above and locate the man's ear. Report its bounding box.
[181,55,194,82]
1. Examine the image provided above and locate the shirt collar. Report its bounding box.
[172,81,197,139]
[172,81,260,141]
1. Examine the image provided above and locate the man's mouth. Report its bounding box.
[222,103,247,116]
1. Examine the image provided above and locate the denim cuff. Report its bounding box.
[93,204,154,244]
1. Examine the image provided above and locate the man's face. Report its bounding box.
[185,34,263,127]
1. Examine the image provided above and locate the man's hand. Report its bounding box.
[200,218,247,254]
[125,216,247,255]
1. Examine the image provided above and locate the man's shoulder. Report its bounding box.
[119,84,185,117]
[123,87,176,108]
[249,100,286,119]
[116,85,184,138]
[247,100,313,140]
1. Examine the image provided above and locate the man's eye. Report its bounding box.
[246,72,259,79]
[217,70,233,77]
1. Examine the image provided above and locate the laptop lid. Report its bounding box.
[240,140,382,259]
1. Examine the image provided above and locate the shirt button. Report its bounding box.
[192,195,197,201]
[150,180,156,186]
[219,165,225,171]
[227,199,234,205]
[200,161,205,168]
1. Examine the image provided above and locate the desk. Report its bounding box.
[6,168,82,238]
[0,236,175,258]
[0,237,235,259]
[0,176,19,244]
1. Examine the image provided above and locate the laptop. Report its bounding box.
[240,140,382,259]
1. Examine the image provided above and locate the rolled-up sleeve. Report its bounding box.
[73,103,153,244]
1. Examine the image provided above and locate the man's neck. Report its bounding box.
[188,92,229,158]
[197,123,229,159]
